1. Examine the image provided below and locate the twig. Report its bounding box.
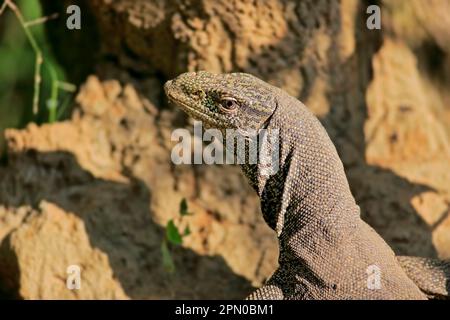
[1,0,43,115]
[24,12,59,28]
[57,82,77,92]
[0,1,7,15]
[0,0,75,121]
[46,64,77,123]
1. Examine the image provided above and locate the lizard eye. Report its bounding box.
[219,97,239,113]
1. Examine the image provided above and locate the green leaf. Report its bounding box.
[161,240,175,273]
[183,226,191,237]
[179,198,190,216]
[166,219,183,245]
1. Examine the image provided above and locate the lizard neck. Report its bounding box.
[241,96,361,260]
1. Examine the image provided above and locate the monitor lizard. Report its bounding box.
[164,71,450,300]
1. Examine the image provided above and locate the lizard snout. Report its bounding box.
[163,80,173,95]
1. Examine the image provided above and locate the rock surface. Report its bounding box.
[0,202,128,299]
[0,0,449,299]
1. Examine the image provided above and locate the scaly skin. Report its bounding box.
[165,71,448,300]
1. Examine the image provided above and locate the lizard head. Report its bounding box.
[164,71,278,132]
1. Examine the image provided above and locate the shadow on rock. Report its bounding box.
[0,150,254,299]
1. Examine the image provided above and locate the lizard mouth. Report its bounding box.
[164,80,224,128]
[164,81,195,112]
[166,91,208,120]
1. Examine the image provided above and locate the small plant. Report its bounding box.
[0,0,76,123]
[161,198,192,273]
